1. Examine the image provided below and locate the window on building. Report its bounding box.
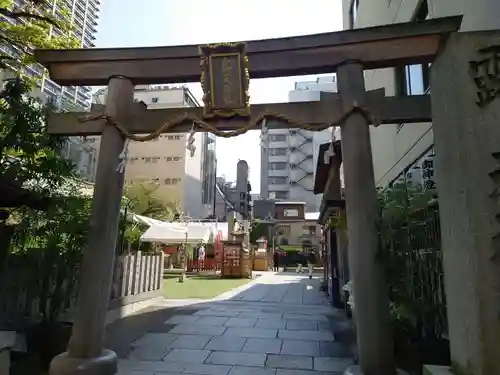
[395,0,430,131]
[269,176,287,185]
[151,97,159,103]
[269,134,287,142]
[269,162,287,170]
[172,178,181,185]
[173,156,181,162]
[349,0,360,29]
[144,157,152,163]
[167,135,174,140]
[174,135,182,140]
[166,156,173,162]
[277,225,291,235]
[270,148,287,156]
[271,191,289,200]
[164,178,171,185]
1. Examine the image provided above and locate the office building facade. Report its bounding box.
[342,0,500,188]
[260,76,338,212]
[91,85,217,219]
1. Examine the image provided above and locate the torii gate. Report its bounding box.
[34,16,490,375]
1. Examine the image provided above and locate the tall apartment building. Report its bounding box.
[1,0,102,182]
[260,76,339,212]
[2,0,100,107]
[342,0,499,189]
[91,85,217,219]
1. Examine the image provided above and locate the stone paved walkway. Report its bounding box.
[117,272,354,375]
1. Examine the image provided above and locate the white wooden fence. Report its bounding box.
[0,251,164,327]
[110,251,164,300]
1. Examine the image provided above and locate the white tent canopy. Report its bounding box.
[140,224,211,244]
[130,213,166,227]
[139,221,229,245]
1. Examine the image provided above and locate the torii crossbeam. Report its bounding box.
[34,16,461,375]
[47,90,430,136]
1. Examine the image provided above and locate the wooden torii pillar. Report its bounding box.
[35,16,460,375]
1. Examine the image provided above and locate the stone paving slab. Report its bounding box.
[276,369,318,375]
[242,338,283,354]
[283,314,328,322]
[170,324,227,336]
[278,330,335,342]
[132,333,177,348]
[194,316,230,326]
[266,354,314,370]
[319,342,352,358]
[225,317,258,327]
[205,336,247,352]
[129,346,170,361]
[286,320,318,331]
[194,309,240,317]
[168,335,212,349]
[183,363,232,375]
[280,341,320,357]
[163,348,211,363]
[224,327,278,339]
[165,315,201,325]
[119,359,186,373]
[206,351,267,367]
[228,366,277,375]
[238,311,283,319]
[255,318,287,329]
[313,357,353,372]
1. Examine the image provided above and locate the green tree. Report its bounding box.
[249,220,268,244]
[120,181,180,252]
[124,181,180,221]
[0,78,75,194]
[0,78,92,322]
[0,0,78,72]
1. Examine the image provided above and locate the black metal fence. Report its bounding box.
[384,201,448,340]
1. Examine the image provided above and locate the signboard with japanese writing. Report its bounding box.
[421,154,436,192]
[199,42,250,118]
[396,148,436,193]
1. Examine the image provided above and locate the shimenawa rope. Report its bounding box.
[78,105,379,142]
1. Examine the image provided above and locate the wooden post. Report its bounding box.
[337,62,395,375]
[50,76,134,375]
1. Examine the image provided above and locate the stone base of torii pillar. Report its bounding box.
[344,365,409,375]
[50,350,117,375]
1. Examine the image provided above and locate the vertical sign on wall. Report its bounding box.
[421,149,437,192]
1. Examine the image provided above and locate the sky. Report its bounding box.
[95,0,344,193]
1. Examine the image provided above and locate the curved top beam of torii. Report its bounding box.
[34,16,462,86]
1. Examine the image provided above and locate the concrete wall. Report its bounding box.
[342,0,500,187]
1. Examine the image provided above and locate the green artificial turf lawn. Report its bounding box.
[162,274,251,299]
